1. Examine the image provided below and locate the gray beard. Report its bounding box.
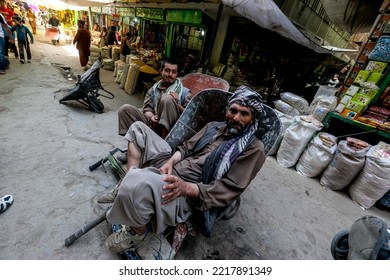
[227,126,242,136]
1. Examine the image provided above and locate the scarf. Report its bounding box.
[151,79,184,112]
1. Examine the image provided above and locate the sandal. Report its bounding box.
[0,195,14,214]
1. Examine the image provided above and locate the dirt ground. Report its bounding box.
[1,25,390,260]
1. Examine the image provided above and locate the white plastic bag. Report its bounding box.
[268,109,294,156]
[276,116,323,168]
[320,140,370,190]
[295,133,337,177]
[280,92,309,114]
[274,100,300,117]
[348,142,390,209]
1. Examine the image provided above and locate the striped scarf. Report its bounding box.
[151,79,184,112]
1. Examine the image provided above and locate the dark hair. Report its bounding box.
[126,32,131,37]
[78,20,85,26]
[110,26,116,31]
[160,58,179,71]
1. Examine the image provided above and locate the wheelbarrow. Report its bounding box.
[65,88,283,259]
[59,60,115,113]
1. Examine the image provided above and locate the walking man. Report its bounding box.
[73,20,91,71]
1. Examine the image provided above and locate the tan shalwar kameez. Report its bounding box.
[107,121,265,234]
[117,81,191,135]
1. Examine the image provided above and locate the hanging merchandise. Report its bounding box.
[320,138,371,190]
[276,115,323,168]
[348,141,390,209]
[295,133,338,177]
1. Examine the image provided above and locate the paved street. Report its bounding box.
[1,25,390,260]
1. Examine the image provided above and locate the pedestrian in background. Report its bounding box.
[73,20,91,71]
[12,16,34,64]
[26,7,36,34]
[0,12,13,74]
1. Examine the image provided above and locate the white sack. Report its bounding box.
[120,64,130,89]
[295,133,337,177]
[348,143,390,209]
[274,100,300,117]
[320,140,370,190]
[268,109,294,156]
[280,92,309,114]
[276,116,323,168]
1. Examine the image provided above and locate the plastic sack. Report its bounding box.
[348,142,390,209]
[120,63,130,89]
[124,63,140,95]
[268,109,294,156]
[296,132,338,177]
[280,92,309,114]
[276,115,323,168]
[320,140,371,190]
[309,95,338,121]
[274,100,300,117]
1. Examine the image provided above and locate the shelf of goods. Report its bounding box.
[323,10,390,141]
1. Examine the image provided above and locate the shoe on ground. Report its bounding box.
[0,69,5,75]
[27,60,31,63]
[20,59,25,64]
[83,66,89,71]
[97,181,121,203]
[116,152,127,164]
[105,225,152,253]
[0,195,14,214]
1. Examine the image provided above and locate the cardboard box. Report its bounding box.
[345,85,361,96]
[366,72,382,84]
[340,108,359,120]
[351,94,371,106]
[365,61,387,73]
[353,70,370,84]
[358,87,378,99]
[345,100,367,113]
[334,103,345,113]
[340,94,352,104]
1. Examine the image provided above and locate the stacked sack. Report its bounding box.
[268,110,294,156]
[88,45,101,67]
[276,115,323,168]
[348,141,390,209]
[274,92,310,117]
[320,138,371,190]
[309,94,338,122]
[296,132,338,177]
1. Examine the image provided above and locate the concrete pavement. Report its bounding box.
[1,25,390,260]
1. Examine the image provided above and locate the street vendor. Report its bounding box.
[102,86,266,254]
[117,58,191,145]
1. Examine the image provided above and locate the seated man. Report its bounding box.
[117,58,191,143]
[104,86,266,254]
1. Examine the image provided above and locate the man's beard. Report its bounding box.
[226,121,246,136]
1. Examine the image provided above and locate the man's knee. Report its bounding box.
[118,104,136,117]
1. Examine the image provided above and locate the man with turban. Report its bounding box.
[103,86,266,254]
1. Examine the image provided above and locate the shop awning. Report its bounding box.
[35,0,110,10]
[321,0,383,34]
[222,0,337,54]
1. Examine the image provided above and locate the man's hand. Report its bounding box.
[161,175,199,204]
[168,91,179,102]
[159,159,174,175]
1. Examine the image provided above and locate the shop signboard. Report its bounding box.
[91,7,101,13]
[136,8,165,20]
[166,9,202,24]
[117,7,136,17]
